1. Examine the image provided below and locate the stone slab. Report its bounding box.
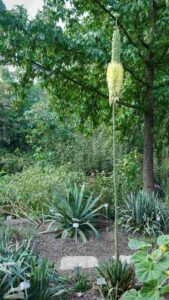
[60,255,131,271]
[60,256,99,270]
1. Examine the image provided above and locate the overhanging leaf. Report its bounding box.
[157,235,169,246]
[128,239,152,250]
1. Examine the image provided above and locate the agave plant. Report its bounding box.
[48,184,103,243]
[0,225,14,255]
[27,258,68,300]
[0,228,33,299]
[120,191,168,236]
[96,259,135,300]
[0,225,69,299]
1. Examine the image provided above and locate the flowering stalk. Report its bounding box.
[107,25,124,261]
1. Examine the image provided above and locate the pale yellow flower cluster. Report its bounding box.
[107,61,124,105]
[106,28,124,105]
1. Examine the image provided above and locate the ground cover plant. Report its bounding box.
[121,236,169,300]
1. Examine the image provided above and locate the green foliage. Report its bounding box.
[0,225,15,255]
[74,268,90,293]
[0,227,33,298]
[0,151,32,175]
[27,258,68,300]
[0,225,68,299]
[121,236,169,300]
[87,172,114,215]
[120,191,168,236]
[96,259,135,300]
[128,239,151,250]
[116,150,142,195]
[0,164,85,209]
[0,0,5,10]
[48,184,103,243]
[0,0,169,199]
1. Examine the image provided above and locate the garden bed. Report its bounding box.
[5,218,169,300]
[34,228,132,270]
[5,218,132,270]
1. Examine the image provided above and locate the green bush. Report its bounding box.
[121,237,169,300]
[0,164,86,209]
[48,184,103,243]
[116,149,142,196]
[0,150,32,175]
[120,191,169,236]
[67,126,115,175]
[96,259,135,300]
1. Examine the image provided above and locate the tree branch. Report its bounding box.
[124,64,147,85]
[155,45,169,67]
[32,61,141,110]
[91,0,145,60]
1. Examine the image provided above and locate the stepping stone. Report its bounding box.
[60,256,99,270]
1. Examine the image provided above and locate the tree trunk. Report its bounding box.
[143,108,154,194]
[143,66,154,194]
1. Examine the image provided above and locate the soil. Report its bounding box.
[67,289,100,300]
[5,218,132,269]
[33,227,132,270]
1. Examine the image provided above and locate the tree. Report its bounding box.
[0,0,5,11]
[0,0,169,193]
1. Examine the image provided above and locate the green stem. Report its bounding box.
[112,102,119,261]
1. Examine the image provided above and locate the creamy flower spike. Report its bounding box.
[107,62,124,105]
[106,27,124,105]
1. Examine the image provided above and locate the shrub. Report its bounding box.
[48,184,104,243]
[0,164,86,209]
[116,150,142,196]
[67,126,115,175]
[120,191,168,236]
[87,172,114,207]
[0,151,32,175]
[121,237,169,300]
[96,259,135,300]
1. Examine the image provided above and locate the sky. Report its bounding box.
[4,0,44,17]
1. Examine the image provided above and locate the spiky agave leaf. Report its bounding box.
[47,184,103,243]
[96,259,135,299]
[107,61,124,105]
[166,0,169,7]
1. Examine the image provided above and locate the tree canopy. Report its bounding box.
[0,0,169,191]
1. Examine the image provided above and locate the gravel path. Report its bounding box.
[34,228,132,270]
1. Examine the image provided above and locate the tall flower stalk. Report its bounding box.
[107,26,124,261]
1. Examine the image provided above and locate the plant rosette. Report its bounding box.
[120,236,169,300]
